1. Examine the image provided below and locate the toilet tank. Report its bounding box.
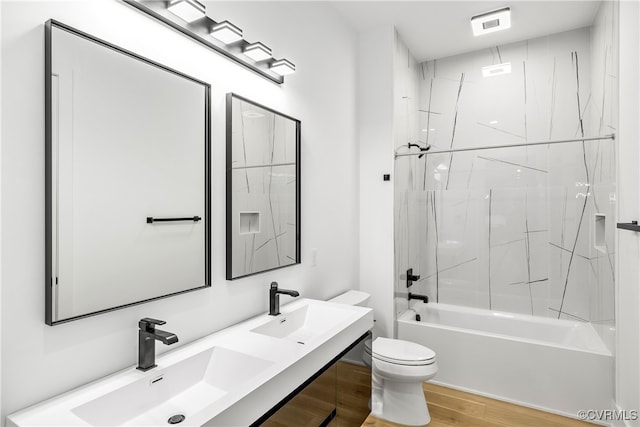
[328,290,370,307]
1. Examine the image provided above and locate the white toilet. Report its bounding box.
[329,291,438,426]
[371,337,438,426]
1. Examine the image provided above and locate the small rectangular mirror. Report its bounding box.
[45,20,211,325]
[226,94,300,280]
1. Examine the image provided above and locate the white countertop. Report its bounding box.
[7,298,373,426]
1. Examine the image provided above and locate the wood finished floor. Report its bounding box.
[337,362,594,427]
[262,361,594,427]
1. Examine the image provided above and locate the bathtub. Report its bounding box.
[397,303,614,421]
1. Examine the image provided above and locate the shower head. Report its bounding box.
[417,144,431,159]
[407,143,431,158]
[394,143,432,159]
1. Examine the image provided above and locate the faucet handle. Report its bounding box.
[270,282,278,290]
[139,318,166,330]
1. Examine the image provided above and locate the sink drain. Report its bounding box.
[168,414,186,425]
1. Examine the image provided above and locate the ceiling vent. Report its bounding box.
[471,7,511,36]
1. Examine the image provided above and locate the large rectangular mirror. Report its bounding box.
[226,94,300,280]
[45,20,211,325]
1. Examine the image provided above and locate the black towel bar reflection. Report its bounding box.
[617,221,640,232]
[146,216,201,224]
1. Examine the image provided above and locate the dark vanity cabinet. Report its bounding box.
[254,334,371,427]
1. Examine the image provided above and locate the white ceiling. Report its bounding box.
[330,1,602,62]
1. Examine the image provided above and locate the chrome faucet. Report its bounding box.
[269,282,299,316]
[137,318,178,372]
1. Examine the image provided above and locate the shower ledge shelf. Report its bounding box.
[6,298,373,427]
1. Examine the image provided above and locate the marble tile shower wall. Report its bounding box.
[393,31,420,329]
[394,4,617,350]
[588,0,618,350]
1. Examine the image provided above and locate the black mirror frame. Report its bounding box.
[44,20,212,325]
[225,93,301,280]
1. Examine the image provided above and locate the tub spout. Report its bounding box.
[408,292,429,303]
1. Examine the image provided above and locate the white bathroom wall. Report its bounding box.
[358,25,396,339]
[360,28,422,339]
[1,0,358,420]
[0,1,3,420]
[616,0,640,422]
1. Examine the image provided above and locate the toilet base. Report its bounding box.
[371,373,431,426]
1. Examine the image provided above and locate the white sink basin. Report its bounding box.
[7,298,373,427]
[72,347,272,426]
[250,303,354,344]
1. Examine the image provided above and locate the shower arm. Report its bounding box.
[394,134,615,159]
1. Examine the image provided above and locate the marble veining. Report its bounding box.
[394,3,617,351]
[230,97,298,278]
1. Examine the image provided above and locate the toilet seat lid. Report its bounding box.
[372,337,435,365]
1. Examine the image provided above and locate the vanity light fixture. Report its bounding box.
[167,0,206,23]
[270,59,295,76]
[471,7,511,36]
[210,20,243,45]
[244,42,272,62]
[123,0,294,84]
[482,62,512,77]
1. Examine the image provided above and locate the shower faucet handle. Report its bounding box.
[406,268,420,287]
